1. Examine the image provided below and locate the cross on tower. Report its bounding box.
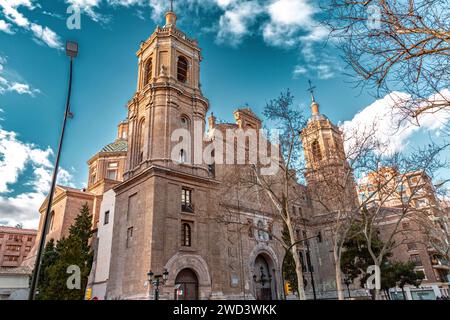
[307,79,316,103]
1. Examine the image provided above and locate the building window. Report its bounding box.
[27,236,33,242]
[48,211,55,233]
[247,219,254,238]
[181,223,191,247]
[10,235,22,242]
[410,254,422,266]
[104,211,110,225]
[257,220,269,241]
[180,149,187,163]
[6,245,21,251]
[89,167,97,185]
[181,116,189,129]
[407,242,417,251]
[299,251,307,272]
[25,246,31,252]
[137,118,145,165]
[5,255,19,262]
[107,170,117,180]
[177,56,188,83]
[311,140,322,161]
[126,227,133,248]
[107,162,119,180]
[181,188,193,212]
[144,59,152,85]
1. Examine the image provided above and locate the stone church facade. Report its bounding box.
[25,7,448,301]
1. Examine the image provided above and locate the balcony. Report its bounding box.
[431,258,450,271]
[181,203,194,213]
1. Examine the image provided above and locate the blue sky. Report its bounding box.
[0,0,448,228]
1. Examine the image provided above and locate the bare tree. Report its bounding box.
[323,0,450,123]
[356,143,446,299]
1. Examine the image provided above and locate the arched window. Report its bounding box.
[177,56,188,83]
[311,140,322,162]
[144,59,152,85]
[181,116,189,129]
[182,223,191,247]
[137,119,145,165]
[257,220,269,241]
[180,149,186,163]
[47,211,55,235]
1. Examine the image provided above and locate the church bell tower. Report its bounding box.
[301,84,358,213]
[124,3,209,180]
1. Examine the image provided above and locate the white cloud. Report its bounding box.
[7,82,40,95]
[216,1,263,46]
[0,19,13,34]
[0,55,40,96]
[342,90,450,155]
[0,126,75,228]
[293,65,307,78]
[0,0,63,49]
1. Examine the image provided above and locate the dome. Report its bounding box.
[101,139,128,153]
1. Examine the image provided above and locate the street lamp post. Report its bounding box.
[147,269,169,300]
[28,41,78,301]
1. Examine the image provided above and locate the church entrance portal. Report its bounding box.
[254,254,273,300]
[174,268,199,300]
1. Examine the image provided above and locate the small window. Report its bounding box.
[306,251,314,272]
[144,59,152,85]
[257,220,269,241]
[177,56,188,83]
[180,149,187,163]
[107,170,118,180]
[137,119,145,165]
[407,242,417,251]
[27,236,33,242]
[311,140,322,161]
[104,211,110,225]
[48,211,55,234]
[181,116,189,129]
[410,254,422,266]
[181,223,191,247]
[108,162,118,169]
[89,167,97,184]
[181,188,193,212]
[247,219,254,238]
[126,227,133,248]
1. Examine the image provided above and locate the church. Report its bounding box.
[25,6,449,300]
[89,7,351,300]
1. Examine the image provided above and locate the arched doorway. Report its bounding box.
[254,254,273,300]
[174,268,199,300]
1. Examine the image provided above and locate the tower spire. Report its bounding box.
[307,80,320,116]
[165,0,177,26]
[307,79,316,103]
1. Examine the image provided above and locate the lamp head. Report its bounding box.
[66,41,78,58]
